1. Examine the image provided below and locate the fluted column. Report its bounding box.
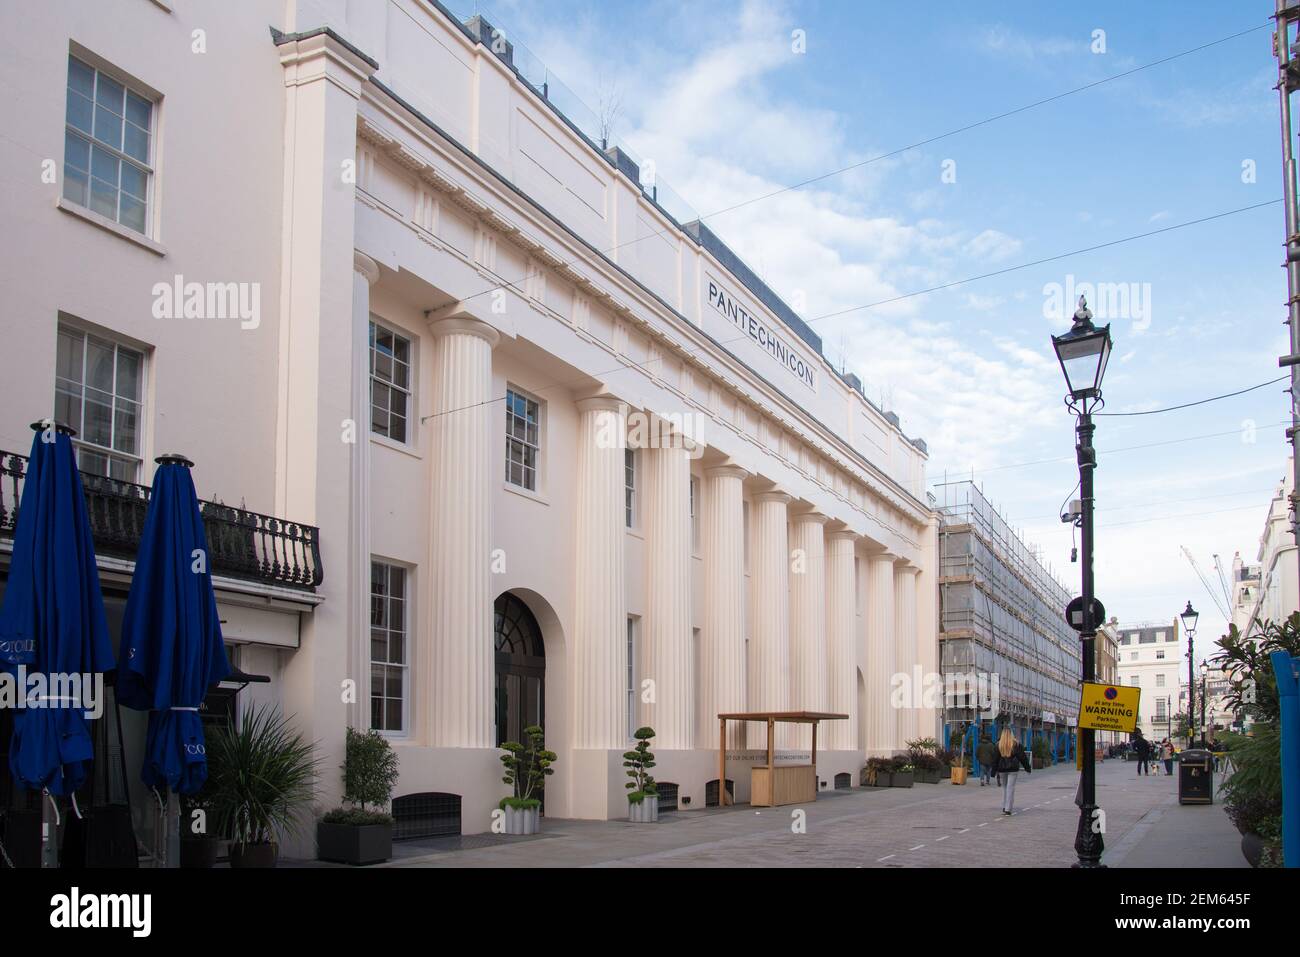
[428,315,498,748]
[700,464,748,749]
[865,553,897,755]
[642,443,693,748]
[349,252,378,730]
[826,530,858,751]
[894,563,920,746]
[749,491,791,748]
[572,397,627,749]
[789,512,828,732]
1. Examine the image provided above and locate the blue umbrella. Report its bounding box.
[117,455,230,796]
[0,423,113,800]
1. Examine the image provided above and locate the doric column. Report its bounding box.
[865,553,897,755]
[789,511,828,723]
[826,530,858,751]
[428,316,499,748]
[700,464,748,749]
[572,397,627,750]
[348,252,379,730]
[642,443,693,749]
[748,491,791,747]
[894,563,920,747]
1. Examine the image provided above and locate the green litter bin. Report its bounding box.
[1178,749,1214,805]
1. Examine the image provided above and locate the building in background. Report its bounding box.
[1115,620,1182,742]
[1232,461,1298,633]
[1095,616,1122,749]
[0,0,938,857]
[936,481,1081,760]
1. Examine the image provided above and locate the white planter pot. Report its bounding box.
[504,805,540,835]
[628,795,659,823]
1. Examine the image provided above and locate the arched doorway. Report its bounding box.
[494,592,545,747]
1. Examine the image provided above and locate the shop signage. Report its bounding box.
[707,279,816,390]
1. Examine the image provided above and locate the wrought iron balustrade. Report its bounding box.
[0,449,322,591]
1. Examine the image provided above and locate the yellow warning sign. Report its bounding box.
[1078,682,1140,733]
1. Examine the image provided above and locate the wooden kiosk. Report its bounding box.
[717,711,848,807]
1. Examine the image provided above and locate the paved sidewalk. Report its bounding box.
[356,756,1244,868]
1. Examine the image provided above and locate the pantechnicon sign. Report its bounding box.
[707,280,816,390]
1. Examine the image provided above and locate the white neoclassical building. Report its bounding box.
[0,0,937,850]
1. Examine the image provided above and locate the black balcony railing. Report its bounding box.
[0,450,322,591]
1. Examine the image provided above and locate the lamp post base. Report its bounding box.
[1073,803,1106,868]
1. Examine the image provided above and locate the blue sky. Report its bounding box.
[467,0,1287,653]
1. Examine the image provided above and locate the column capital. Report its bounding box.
[790,509,829,526]
[575,394,626,415]
[826,527,859,542]
[704,463,749,481]
[428,314,500,348]
[753,490,792,506]
[353,251,380,285]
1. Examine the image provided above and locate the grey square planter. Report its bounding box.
[628,795,659,822]
[317,822,393,866]
[891,771,915,788]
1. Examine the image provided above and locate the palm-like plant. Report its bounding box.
[206,703,319,849]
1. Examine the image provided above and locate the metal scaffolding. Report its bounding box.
[935,481,1082,745]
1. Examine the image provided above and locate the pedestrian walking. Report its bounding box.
[976,732,997,787]
[1133,730,1152,776]
[992,728,1031,815]
[1160,739,1175,775]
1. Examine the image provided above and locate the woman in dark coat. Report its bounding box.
[993,728,1032,815]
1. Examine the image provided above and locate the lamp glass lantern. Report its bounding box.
[1180,600,1199,635]
[1051,299,1113,399]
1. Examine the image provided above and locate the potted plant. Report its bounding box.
[889,756,914,788]
[206,703,319,868]
[624,726,659,822]
[863,756,893,788]
[498,724,555,835]
[318,727,400,865]
[1031,736,1050,769]
[949,745,969,785]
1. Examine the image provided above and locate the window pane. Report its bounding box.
[68,57,94,97]
[77,447,108,476]
[54,389,80,432]
[119,194,146,234]
[64,130,90,173]
[90,146,119,186]
[108,455,136,482]
[95,73,124,111]
[113,399,138,453]
[86,339,115,391]
[123,122,150,164]
[125,91,150,131]
[386,697,402,731]
[63,166,89,206]
[90,176,117,218]
[120,163,146,201]
[93,105,123,151]
[66,90,93,134]
[389,568,405,599]
[389,633,404,665]
[115,349,141,400]
[84,396,113,447]
[56,330,84,383]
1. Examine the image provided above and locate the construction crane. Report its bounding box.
[1180,546,1231,620]
[1211,553,1235,615]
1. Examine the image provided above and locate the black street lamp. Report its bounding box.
[1181,601,1199,745]
[1051,295,1112,869]
[1199,660,1210,745]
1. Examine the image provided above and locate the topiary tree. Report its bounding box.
[623,726,657,803]
[342,727,400,814]
[499,725,557,809]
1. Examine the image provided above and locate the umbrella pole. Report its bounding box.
[40,791,58,869]
[166,791,180,868]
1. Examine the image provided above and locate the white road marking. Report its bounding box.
[978,822,988,827]
[877,854,895,862]
[936,836,949,842]
[909,845,925,851]
[957,828,970,833]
